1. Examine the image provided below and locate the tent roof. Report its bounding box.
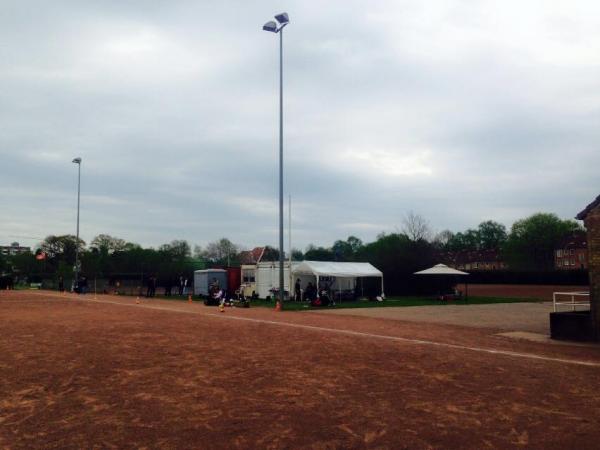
[293,261,383,278]
[414,264,469,276]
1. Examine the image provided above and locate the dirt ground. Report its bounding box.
[464,284,588,300]
[2,290,600,449]
[314,302,556,334]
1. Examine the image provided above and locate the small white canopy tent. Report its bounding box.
[414,264,469,276]
[414,263,469,298]
[293,261,384,299]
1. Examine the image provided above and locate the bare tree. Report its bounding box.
[90,234,126,254]
[433,229,454,249]
[202,238,239,266]
[402,211,432,242]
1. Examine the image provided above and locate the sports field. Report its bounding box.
[2,290,600,449]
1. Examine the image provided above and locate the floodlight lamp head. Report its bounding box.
[275,12,289,25]
[72,157,82,164]
[263,21,278,33]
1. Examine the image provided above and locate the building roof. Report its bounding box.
[557,231,587,249]
[437,249,503,265]
[576,194,600,220]
[238,247,265,265]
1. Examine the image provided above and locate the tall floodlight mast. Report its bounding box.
[263,12,290,310]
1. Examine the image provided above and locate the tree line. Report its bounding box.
[0,211,584,292]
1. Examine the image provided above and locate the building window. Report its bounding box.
[242,270,255,283]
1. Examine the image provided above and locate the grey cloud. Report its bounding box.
[1,0,599,251]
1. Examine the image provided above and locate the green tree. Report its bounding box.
[261,246,281,262]
[446,229,479,252]
[477,220,507,250]
[90,234,127,254]
[40,235,86,266]
[0,252,8,274]
[503,213,582,270]
[304,245,334,261]
[356,232,436,295]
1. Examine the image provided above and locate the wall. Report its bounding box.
[584,206,600,340]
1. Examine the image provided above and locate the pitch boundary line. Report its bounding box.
[12,293,600,368]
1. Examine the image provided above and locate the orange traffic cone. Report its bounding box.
[275,301,282,312]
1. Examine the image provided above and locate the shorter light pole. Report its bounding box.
[72,157,82,291]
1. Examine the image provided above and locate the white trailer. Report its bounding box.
[256,261,299,299]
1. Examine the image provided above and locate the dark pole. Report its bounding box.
[278,27,284,309]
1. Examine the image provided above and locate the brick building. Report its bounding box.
[576,194,600,340]
[0,242,31,257]
[554,231,588,270]
[438,249,506,271]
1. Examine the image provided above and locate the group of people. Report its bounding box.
[73,275,88,294]
[293,278,332,305]
[147,275,189,297]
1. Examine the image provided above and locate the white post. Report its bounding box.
[289,194,293,300]
[316,275,320,299]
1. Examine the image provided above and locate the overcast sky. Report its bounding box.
[1,0,599,252]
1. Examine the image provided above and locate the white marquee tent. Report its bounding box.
[293,261,385,299]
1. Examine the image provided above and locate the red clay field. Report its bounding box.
[2,290,600,449]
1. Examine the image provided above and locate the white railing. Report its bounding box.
[552,291,590,312]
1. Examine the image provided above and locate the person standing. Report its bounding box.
[178,275,184,296]
[80,276,88,295]
[164,278,172,296]
[294,278,301,301]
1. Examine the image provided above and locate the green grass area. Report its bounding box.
[47,289,542,311]
[249,296,543,311]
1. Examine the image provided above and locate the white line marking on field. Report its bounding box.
[9,293,600,368]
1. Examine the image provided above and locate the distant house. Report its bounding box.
[238,247,266,266]
[555,231,588,270]
[238,247,266,296]
[0,242,31,257]
[439,249,506,271]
